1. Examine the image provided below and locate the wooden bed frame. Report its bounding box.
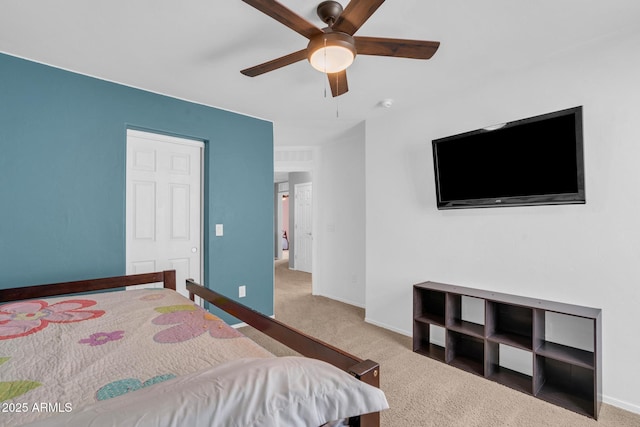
[0,270,380,427]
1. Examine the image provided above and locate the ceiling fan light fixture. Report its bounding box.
[307,32,356,73]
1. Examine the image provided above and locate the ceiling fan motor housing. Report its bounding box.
[316,1,344,26]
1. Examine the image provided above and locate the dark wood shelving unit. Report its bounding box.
[413,281,602,419]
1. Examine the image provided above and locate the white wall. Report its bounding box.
[315,122,366,307]
[364,30,640,413]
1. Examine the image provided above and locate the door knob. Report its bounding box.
[191,247,198,253]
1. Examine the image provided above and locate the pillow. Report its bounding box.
[23,356,389,427]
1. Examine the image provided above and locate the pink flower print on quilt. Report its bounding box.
[0,299,104,340]
[152,305,242,343]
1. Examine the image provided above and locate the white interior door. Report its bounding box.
[126,129,203,298]
[294,182,312,273]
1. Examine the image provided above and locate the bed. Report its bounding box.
[0,270,387,427]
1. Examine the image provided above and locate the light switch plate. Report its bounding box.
[215,224,223,236]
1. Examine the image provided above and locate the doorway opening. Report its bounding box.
[274,172,314,299]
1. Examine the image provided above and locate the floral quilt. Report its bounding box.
[0,288,273,426]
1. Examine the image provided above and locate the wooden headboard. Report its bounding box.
[0,270,176,302]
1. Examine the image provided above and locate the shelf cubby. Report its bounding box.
[446,294,485,338]
[486,341,533,395]
[413,321,446,363]
[413,281,602,419]
[486,302,533,350]
[535,356,596,418]
[413,287,446,326]
[447,330,484,376]
[415,343,446,363]
[533,310,596,368]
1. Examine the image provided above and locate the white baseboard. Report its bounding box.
[603,395,640,415]
[313,292,365,309]
[364,317,411,337]
[230,322,248,329]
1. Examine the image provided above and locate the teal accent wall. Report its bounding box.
[0,53,274,319]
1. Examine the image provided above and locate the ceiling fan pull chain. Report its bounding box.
[323,38,327,74]
[335,73,340,118]
[323,71,327,98]
[324,69,328,98]
[324,38,328,98]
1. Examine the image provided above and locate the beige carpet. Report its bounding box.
[240,258,639,426]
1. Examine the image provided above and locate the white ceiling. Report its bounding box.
[2,0,639,148]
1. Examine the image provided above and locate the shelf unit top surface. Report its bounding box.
[414,281,601,319]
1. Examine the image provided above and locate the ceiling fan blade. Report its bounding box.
[328,70,348,97]
[332,0,385,35]
[242,0,323,40]
[241,49,308,77]
[355,36,440,59]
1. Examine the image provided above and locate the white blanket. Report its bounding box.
[21,357,389,427]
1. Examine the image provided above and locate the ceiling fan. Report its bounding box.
[240,0,440,97]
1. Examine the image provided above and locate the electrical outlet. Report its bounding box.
[238,285,246,298]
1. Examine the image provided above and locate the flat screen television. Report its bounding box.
[432,106,585,209]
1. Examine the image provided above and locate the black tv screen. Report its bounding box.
[432,106,585,209]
